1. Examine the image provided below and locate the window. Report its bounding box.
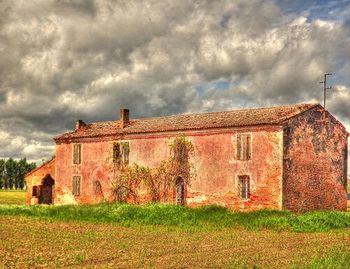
[72,176,81,196]
[93,180,102,196]
[237,134,251,160]
[113,141,129,165]
[73,144,82,164]
[239,175,250,199]
[121,142,129,165]
[113,142,120,163]
[32,186,38,197]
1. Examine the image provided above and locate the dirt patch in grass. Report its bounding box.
[0,190,26,205]
[1,216,350,269]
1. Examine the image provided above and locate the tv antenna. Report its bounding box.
[320,73,332,110]
[318,73,332,122]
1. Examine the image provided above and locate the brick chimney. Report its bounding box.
[75,120,86,130]
[120,108,129,128]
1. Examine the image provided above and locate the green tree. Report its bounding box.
[6,158,16,190]
[0,158,36,190]
[0,159,4,189]
[16,158,26,189]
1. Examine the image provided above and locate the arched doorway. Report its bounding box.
[39,175,54,204]
[175,176,185,205]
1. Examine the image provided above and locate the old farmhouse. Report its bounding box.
[25,103,348,212]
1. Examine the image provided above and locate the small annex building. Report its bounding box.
[25,157,55,205]
[25,103,349,212]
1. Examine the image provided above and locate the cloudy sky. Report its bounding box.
[0,0,349,164]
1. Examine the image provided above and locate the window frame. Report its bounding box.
[72,175,81,196]
[236,133,252,161]
[73,143,82,164]
[113,142,121,163]
[113,141,130,165]
[121,142,130,165]
[238,175,250,200]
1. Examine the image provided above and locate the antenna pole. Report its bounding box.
[320,73,332,110]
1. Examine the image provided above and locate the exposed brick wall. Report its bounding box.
[283,106,348,212]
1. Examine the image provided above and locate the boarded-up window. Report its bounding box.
[72,176,81,196]
[113,142,129,165]
[239,175,250,199]
[73,144,82,164]
[237,134,251,160]
[32,186,38,197]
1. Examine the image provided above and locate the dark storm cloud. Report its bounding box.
[0,0,349,163]
[53,0,97,17]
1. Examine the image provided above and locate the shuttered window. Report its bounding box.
[113,142,129,165]
[73,144,82,164]
[72,176,81,196]
[121,142,130,165]
[239,175,250,199]
[237,134,251,160]
[113,142,120,163]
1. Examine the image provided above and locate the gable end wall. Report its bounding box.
[283,106,348,212]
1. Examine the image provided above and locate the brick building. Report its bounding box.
[25,103,348,212]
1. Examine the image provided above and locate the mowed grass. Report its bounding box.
[1,216,350,269]
[0,190,26,205]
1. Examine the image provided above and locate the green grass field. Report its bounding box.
[1,202,350,232]
[1,190,350,268]
[0,190,26,205]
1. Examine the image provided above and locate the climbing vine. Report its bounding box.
[167,135,195,186]
[108,135,196,203]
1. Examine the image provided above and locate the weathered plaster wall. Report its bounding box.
[188,128,283,210]
[56,140,112,204]
[55,137,170,205]
[25,158,56,205]
[55,126,284,211]
[283,106,348,212]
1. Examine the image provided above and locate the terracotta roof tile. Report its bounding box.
[54,103,319,141]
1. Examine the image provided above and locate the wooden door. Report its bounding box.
[175,177,185,205]
[39,175,54,204]
[40,185,52,204]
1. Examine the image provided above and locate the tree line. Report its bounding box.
[0,158,36,190]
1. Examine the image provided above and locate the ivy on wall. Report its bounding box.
[108,135,196,203]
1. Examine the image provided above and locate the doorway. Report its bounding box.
[39,175,54,204]
[175,176,185,205]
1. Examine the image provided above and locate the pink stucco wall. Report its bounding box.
[54,126,284,210]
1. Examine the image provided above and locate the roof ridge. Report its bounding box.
[54,103,321,141]
[86,102,318,125]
